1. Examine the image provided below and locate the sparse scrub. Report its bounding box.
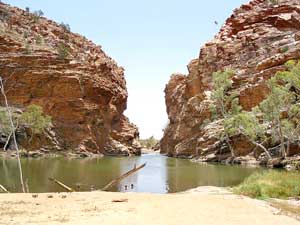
[19,104,51,136]
[0,104,51,145]
[23,30,29,39]
[233,170,300,199]
[32,10,44,23]
[57,42,70,60]
[35,35,43,45]
[24,41,32,54]
[60,22,71,32]
[0,7,10,21]
[280,46,289,53]
[268,0,279,5]
[0,109,13,136]
[139,136,158,149]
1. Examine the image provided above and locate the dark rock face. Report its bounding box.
[161,0,300,160]
[0,3,141,155]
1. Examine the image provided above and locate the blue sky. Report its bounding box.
[4,0,249,139]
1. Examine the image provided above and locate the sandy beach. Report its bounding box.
[0,187,299,225]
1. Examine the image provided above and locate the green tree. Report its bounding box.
[57,42,70,60]
[19,104,51,139]
[255,61,300,157]
[224,112,271,159]
[209,69,241,157]
[257,78,292,157]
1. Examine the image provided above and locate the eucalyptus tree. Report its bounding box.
[209,69,241,157]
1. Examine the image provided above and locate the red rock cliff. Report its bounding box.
[0,3,140,156]
[161,0,300,160]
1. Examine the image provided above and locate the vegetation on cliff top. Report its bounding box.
[234,170,300,199]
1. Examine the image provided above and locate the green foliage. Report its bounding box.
[35,35,43,45]
[209,61,300,158]
[210,69,240,119]
[259,78,292,124]
[280,46,289,53]
[57,42,70,60]
[139,136,158,149]
[224,112,264,141]
[25,7,30,13]
[256,60,300,154]
[209,70,241,156]
[19,104,51,135]
[24,41,32,55]
[234,171,300,199]
[0,109,12,136]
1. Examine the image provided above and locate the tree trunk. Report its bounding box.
[277,119,286,158]
[251,139,272,159]
[0,77,25,193]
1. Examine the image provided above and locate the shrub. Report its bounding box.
[60,22,71,32]
[24,42,32,55]
[234,170,300,199]
[25,7,30,13]
[19,104,51,135]
[0,7,10,21]
[57,42,70,60]
[280,46,289,53]
[268,0,279,5]
[32,10,44,23]
[139,136,158,148]
[23,30,29,39]
[0,109,12,136]
[35,35,43,45]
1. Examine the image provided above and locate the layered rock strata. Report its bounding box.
[0,3,140,155]
[161,0,300,163]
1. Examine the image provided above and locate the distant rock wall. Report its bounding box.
[161,0,300,161]
[0,3,140,155]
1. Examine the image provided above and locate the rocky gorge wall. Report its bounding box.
[0,3,141,156]
[161,0,300,162]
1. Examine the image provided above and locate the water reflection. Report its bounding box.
[0,153,264,193]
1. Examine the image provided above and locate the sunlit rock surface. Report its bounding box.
[0,3,140,155]
[161,0,300,161]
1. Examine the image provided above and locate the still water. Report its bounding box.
[0,153,264,193]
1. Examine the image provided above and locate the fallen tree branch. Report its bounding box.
[101,163,146,191]
[48,177,74,192]
[0,184,9,193]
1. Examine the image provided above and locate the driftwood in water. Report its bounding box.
[48,177,74,192]
[101,163,146,191]
[0,184,9,193]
